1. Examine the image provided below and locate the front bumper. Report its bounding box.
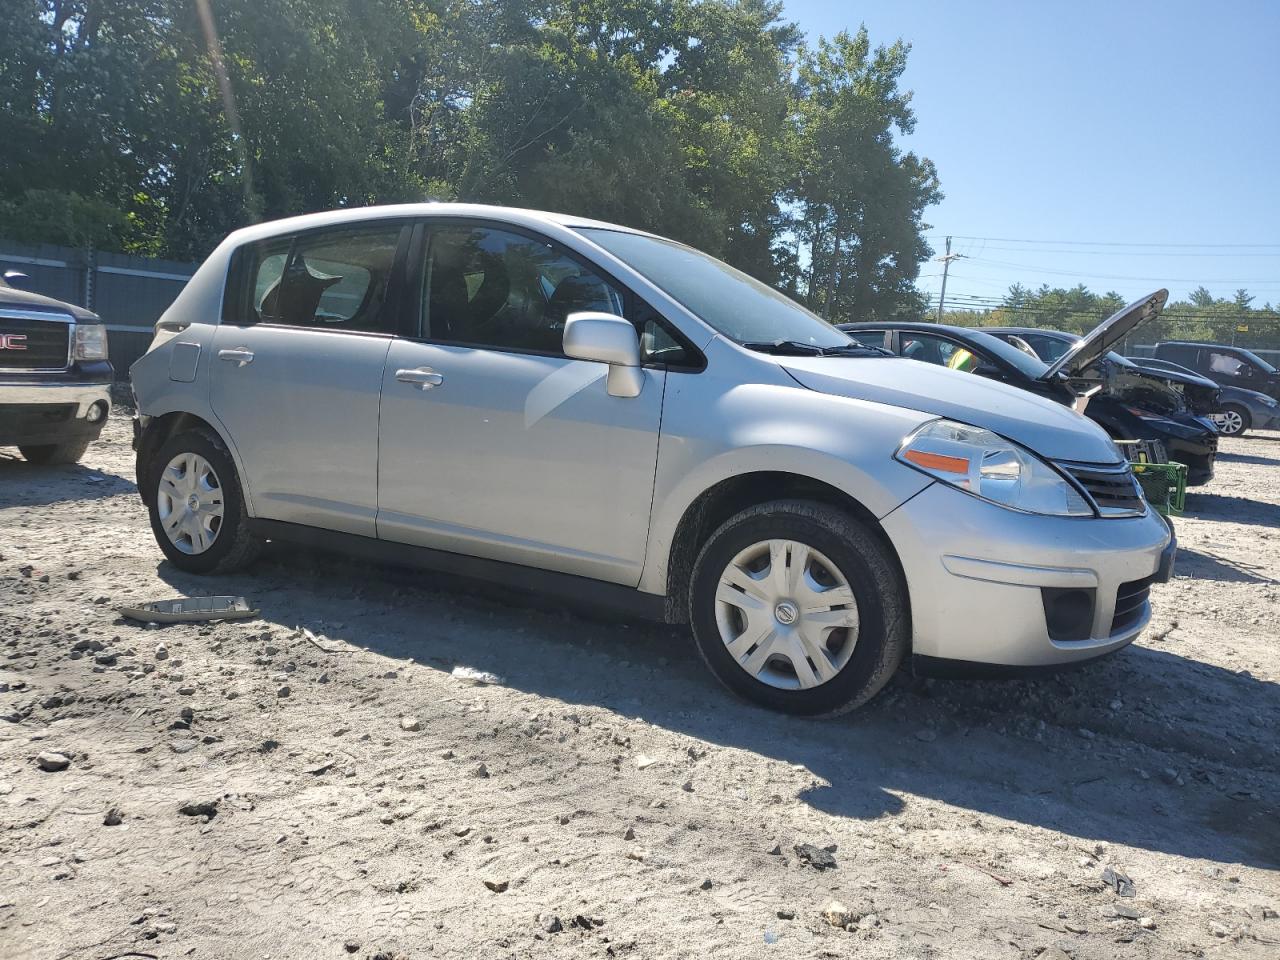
[881,481,1172,668]
[1252,408,1280,432]
[1163,435,1216,485]
[0,376,112,446]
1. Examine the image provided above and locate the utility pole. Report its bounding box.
[935,236,965,322]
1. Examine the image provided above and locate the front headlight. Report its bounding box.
[896,419,1093,517]
[73,323,109,361]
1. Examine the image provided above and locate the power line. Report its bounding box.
[959,257,1280,284]
[924,234,1280,249]
[942,244,1280,258]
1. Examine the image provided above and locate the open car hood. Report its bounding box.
[1129,360,1218,391]
[782,356,1123,464]
[1042,289,1168,381]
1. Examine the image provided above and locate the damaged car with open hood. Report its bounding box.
[842,292,1219,485]
[131,204,1174,717]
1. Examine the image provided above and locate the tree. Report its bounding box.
[1188,285,1217,307]
[791,28,941,322]
[1,0,941,321]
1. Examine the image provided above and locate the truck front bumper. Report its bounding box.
[881,481,1173,670]
[0,379,112,446]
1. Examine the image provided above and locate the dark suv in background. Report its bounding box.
[1153,341,1280,402]
[0,271,113,463]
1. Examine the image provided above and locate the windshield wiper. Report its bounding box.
[816,343,894,358]
[740,339,890,357]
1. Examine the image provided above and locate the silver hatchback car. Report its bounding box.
[131,204,1174,716]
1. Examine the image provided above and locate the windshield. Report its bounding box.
[577,228,852,348]
[965,329,1052,379]
[1004,329,1135,372]
[1238,348,1278,374]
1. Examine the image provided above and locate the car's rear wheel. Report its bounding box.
[146,428,260,574]
[19,440,91,465]
[1212,404,1250,437]
[688,499,908,716]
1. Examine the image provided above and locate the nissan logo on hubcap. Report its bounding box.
[774,601,799,625]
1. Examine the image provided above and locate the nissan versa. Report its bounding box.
[130,205,1175,716]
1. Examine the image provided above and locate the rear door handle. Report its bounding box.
[218,347,255,365]
[396,367,444,390]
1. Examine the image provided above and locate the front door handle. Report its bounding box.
[218,347,255,366]
[396,367,444,390]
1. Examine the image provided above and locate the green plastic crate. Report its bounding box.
[1131,460,1187,516]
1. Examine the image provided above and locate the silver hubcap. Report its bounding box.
[714,539,860,691]
[156,452,225,555]
[1213,410,1243,435]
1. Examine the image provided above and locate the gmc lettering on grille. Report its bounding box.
[0,333,29,350]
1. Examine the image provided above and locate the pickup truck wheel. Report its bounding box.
[1212,404,1249,437]
[688,499,908,717]
[146,428,260,574]
[19,440,91,465]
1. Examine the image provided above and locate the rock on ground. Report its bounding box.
[1,414,1279,959]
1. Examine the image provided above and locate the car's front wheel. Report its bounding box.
[1212,404,1250,437]
[688,499,908,716]
[146,428,260,574]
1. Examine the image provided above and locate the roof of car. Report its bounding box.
[979,326,1078,341]
[221,203,659,249]
[837,320,985,338]
[0,280,100,322]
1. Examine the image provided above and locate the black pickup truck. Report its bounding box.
[0,272,113,463]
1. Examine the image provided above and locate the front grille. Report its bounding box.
[1058,462,1146,517]
[0,313,71,370]
[1111,576,1153,635]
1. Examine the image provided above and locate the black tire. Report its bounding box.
[145,427,260,574]
[1216,403,1250,437]
[19,439,91,464]
[688,499,908,717]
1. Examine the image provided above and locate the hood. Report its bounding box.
[0,282,100,322]
[1043,289,1168,380]
[1129,360,1218,391]
[782,356,1123,464]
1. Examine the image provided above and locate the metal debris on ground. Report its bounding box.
[118,596,259,624]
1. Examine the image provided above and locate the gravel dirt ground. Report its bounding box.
[2,413,1278,960]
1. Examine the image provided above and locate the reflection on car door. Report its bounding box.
[210,223,406,535]
[375,222,665,585]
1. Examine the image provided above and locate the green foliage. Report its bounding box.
[1,0,939,320]
[0,190,129,250]
[940,284,1280,352]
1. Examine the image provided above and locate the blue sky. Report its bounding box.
[783,0,1280,309]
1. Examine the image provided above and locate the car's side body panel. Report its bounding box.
[636,336,936,596]
[376,339,666,585]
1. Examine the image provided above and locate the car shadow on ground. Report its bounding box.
[1175,546,1277,584]
[1184,493,1280,529]
[0,455,134,507]
[154,545,1280,872]
[1215,450,1280,467]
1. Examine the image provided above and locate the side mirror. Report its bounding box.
[562,312,643,398]
[3,270,30,290]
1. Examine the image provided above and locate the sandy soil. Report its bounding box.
[1,413,1278,960]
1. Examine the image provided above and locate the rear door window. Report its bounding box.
[846,329,889,349]
[234,224,404,333]
[899,332,979,371]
